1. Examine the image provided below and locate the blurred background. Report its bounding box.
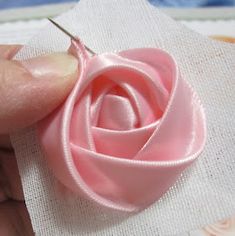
[0,0,234,9]
[0,0,234,45]
[149,0,235,7]
[0,0,72,9]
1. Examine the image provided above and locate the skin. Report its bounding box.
[0,45,79,235]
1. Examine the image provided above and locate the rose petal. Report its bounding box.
[39,41,206,211]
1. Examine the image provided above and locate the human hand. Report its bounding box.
[0,45,78,235]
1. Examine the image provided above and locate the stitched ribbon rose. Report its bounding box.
[39,40,206,212]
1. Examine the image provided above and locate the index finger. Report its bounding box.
[0,45,22,149]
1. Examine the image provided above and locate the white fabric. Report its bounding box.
[11,0,235,235]
[1,19,235,45]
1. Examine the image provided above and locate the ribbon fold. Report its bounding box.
[39,40,206,212]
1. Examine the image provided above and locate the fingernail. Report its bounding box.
[21,52,78,80]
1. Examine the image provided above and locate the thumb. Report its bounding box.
[0,52,78,134]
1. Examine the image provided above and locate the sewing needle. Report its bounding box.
[48,18,96,55]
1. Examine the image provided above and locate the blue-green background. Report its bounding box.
[0,0,234,9]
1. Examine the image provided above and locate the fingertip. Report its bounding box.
[0,45,22,59]
[0,53,79,133]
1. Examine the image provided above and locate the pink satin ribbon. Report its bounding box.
[39,40,206,212]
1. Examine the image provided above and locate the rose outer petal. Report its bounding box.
[38,42,206,212]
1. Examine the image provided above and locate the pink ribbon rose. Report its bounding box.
[39,40,206,212]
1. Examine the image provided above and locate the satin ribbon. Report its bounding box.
[39,40,206,212]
